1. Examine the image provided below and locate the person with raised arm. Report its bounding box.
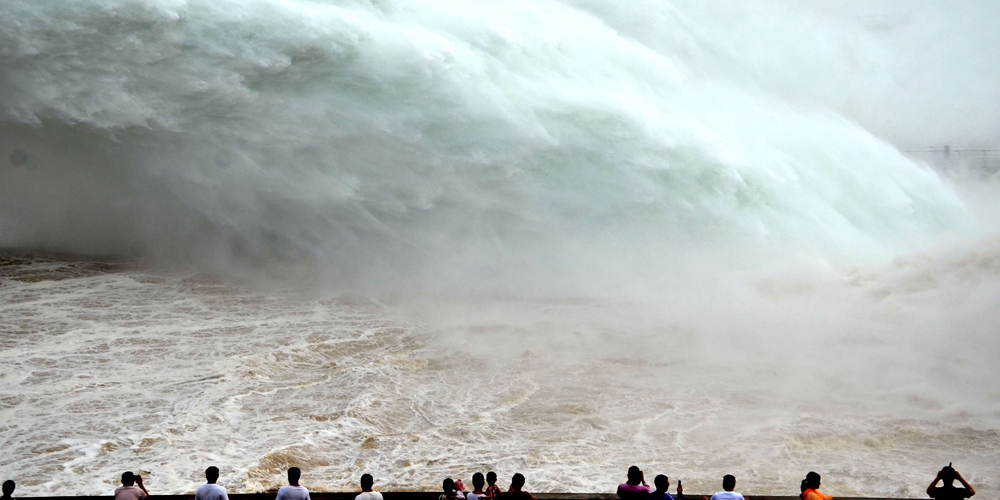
[618,466,650,500]
[115,472,149,500]
[195,466,229,500]
[927,464,975,500]
[276,468,310,500]
[800,472,831,500]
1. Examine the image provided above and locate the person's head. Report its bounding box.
[360,474,374,492]
[653,475,668,492]
[803,472,821,490]
[722,475,736,492]
[486,472,497,486]
[627,466,642,485]
[442,478,456,494]
[939,465,956,485]
[287,468,301,485]
[206,467,220,485]
[511,473,525,491]
[121,472,136,487]
[2,480,14,497]
[473,473,485,491]
[455,479,466,492]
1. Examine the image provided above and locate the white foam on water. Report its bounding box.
[1,250,999,497]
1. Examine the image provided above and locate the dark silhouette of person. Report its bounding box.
[618,466,650,500]
[2,480,14,500]
[927,464,975,500]
[649,474,682,500]
[484,472,502,499]
[440,478,459,500]
[504,473,535,500]
[115,472,149,500]
[195,466,229,500]
[800,472,831,500]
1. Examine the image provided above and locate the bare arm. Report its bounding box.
[136,476,149,498]
[927,473,940,496]
[955,472,975,497]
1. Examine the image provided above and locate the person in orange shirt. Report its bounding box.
[800,472,832,500]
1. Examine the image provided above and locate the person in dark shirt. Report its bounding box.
[2,480,14,500]
[927,464,975,500]
[503,473,535,500]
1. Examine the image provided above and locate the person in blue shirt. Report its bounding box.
[649,474,682,500]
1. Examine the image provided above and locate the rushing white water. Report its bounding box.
[1,0,999,497]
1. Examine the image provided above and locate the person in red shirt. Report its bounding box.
[504,473,535,500]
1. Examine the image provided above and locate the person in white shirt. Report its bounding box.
[355,474,383,500]
[114,472,148,500]
[707,475,745,500]
[275,468,310,500]
[195,467,229,500]
[465,473,487,500]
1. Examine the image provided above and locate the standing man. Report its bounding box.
[356,474,383,500]
[115,472,149,500]
[927,464,975,499]
[276,468,310,500]
[196,467,229,500]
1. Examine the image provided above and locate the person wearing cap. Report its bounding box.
[927,464,975,500]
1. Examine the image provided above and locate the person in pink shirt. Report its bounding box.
[618,466,650,500]
[114,472,148,500]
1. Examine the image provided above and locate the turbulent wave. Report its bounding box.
[0,0,986,292]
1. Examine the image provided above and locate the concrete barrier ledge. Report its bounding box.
[9,494,912,500]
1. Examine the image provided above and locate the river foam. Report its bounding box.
[1,249,999,497]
